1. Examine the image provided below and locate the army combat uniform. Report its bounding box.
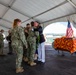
[23,27,29,60]
[27,29,39,66]
[0,32,4,55]
[11,26,27,69]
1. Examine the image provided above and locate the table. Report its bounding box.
[53,37,76,53]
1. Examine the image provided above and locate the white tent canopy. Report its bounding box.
[0,0,76,31]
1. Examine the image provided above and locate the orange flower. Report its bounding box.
[54,37,76,53]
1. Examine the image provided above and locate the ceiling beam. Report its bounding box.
[22,0,68,23]
[41,13,76,24]
[0,18,12,29]
[67,0,76,9]
[0,18,12,23]
[0,1,32,21]
[0,0,16,19]
[0,0,15,27]
[0,24,10,29]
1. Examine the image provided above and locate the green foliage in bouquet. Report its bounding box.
[36,36,40,49]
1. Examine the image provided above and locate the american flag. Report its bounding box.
[66,20,73,38]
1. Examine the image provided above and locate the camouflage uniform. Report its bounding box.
[11,26,27,69]
[27,29,39,62]
[23,27,29,59]
[0,33,4,55]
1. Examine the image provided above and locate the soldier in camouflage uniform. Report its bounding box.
[23,23,31,62]
[11,19,27,73]
[27,22,39,66]
[0,29,4,55]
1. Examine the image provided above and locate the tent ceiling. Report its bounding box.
[0,19,12,28]
[35,3,76,22]
[0,0,12,5]
[3,9,29,22]
[72,0,76,4]
[12,0,65,17]
[22,19,34,27]
[0,0,76,29]
[0,4,8,17]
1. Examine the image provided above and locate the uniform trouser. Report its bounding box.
[9,43,13,53]
[0,47,3,55]
[27,42,36,62]
[23,46,27,58]
[12,45,23,68]
[0,43,4,55]
[38,42,45,62]
[35,44,38,54]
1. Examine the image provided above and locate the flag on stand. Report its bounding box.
[66,20,73,38]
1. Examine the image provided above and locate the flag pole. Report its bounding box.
[67,16,70,21]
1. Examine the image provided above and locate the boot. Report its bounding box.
[16,67,24,73]
[29,61,36,66]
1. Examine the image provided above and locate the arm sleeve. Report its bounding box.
[0,34,4,41]
[34,31,39,37]
[18,27,27,46]
[38,26,43,35]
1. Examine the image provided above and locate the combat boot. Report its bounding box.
[16,67,24,73]
[29,61,36,66]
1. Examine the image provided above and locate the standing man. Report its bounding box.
[0,29,4,55]
[6,30,13,54]
[34,21,45,63]
[23,23,31,62]
[27,21,39,66]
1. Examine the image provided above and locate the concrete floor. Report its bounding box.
[0,45,76,75]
